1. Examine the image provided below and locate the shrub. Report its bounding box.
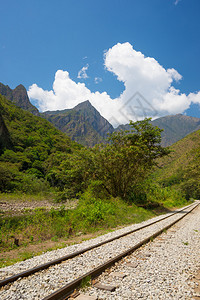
[72,190,115,227]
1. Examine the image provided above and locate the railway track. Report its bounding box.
[0,201,199,300]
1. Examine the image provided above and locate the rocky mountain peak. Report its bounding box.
[0,82,39,116]
[74,100,91,110]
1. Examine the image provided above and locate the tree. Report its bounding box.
[92,118,170,199]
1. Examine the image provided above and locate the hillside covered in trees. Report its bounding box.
[0,94,80,195]
[154,128,200,200]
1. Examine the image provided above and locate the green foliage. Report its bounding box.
[0,195,154,254]
[45,147,94,196]
[91,118,170,199]
[0,96,171,203]
[0,95,79,194]
[0,206,71,251]
[73,190,115,227]
[80,276,91,289]
[147,184,187,208]
[0,162,19,192]
[45,119,170,202]
[161,172,183,187]
[128,179,187,208]
[179,146,200,199]
[155,130,200,200]
[16,174,50,194]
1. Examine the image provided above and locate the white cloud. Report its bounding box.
[94,77,103,84]
[77,64,89,79]
[174,0,181,5]
[28,42,200,127]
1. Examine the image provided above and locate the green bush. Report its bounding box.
[16,174,50,194]
[0,162,19,192]
[72,190,115,227]
[127,179,187,208]
[180,179,200,200]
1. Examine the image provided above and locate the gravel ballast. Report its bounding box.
[83,202,200,299]
[0,202,199,299]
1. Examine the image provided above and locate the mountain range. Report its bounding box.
[1,82,200,147]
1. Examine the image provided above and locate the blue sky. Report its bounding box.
[0,0,200,124]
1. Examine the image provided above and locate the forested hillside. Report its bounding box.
[154,129,200,199]
[0,94,80,194]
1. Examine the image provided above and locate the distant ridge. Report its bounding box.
[152,114,200,146]
[42,100,114,147]
[0,82,39,116]
[116,114,200,147]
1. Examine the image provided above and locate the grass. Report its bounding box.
[0,201,154,253]
[80,275,91,289]
[0,187,190,268]
[0,192,44,204]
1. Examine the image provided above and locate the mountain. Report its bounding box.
[151,114,200,147]
[1,82,200,148]
[42,100,114,147]
[0,82,39,116]
[116,114,200,147]
[42,106,200,147]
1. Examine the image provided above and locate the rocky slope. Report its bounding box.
[152,114,200,147]
[42,100,114,147]
[0,83,39,116]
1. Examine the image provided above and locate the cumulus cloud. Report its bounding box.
[28,42,200,127]
[77,64,89,79]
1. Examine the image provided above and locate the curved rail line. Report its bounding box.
[0,202,198,293]
[43,201,199,300]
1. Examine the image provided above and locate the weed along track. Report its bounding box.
[0,202,199,300]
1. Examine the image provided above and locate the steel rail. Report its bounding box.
[0,202,197,288]
[43,201,199,300]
